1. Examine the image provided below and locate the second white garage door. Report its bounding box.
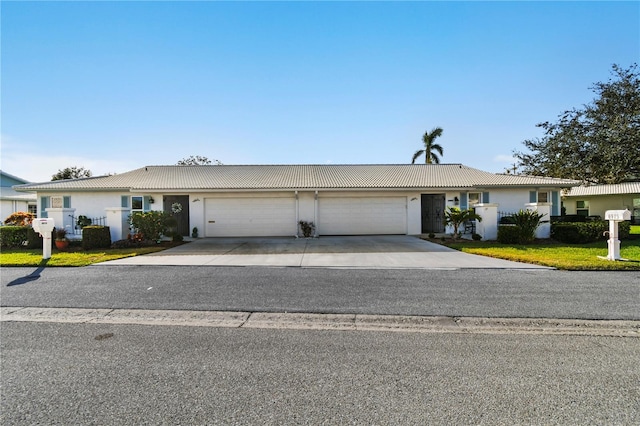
[318,197,407,235]
[205,197,296,237]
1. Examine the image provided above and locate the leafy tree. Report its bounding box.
[444,206,482,239]
[51,166,92,181]
[177,155,222,166]
[514,64,640,184]
[412,127,444,164]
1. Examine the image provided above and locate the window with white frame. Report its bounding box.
[537,191,549,203]
[28,204,37,215]
[131,196,143,212]
[468,192,481,206]
[576,200,589,217]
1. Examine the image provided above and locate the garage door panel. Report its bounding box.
[205,198,296,237]
[319,197,407,235]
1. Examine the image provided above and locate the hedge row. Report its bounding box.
[82,226,111,250]
[1,225,111,250]
[551,221,630,244]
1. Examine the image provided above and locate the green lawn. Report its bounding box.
[445,239,640,270]
[0,246,171,267]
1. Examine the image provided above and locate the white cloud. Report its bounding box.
[493,154,516,164]
[1,135,140,182]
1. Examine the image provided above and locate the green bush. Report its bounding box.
[26,226,44,249]
[129,211,172,242]
[552,221,630,243]
[511,209,546,244]
[0,226,28,248]
[497,225,520,244]
[82,226,112,250]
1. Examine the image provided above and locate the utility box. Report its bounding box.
[601,209,631,261]
[32,218,55,259]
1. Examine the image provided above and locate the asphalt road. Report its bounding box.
[2,266,639,319]
[2,321,638,425]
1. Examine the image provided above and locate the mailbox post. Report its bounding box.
[602,209,631,261]
[32,218,55,260]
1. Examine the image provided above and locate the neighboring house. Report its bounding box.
[1,170,37,222]
[563,182,640,223]
[14,164,579,241]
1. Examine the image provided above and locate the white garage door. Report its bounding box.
[205,197,296,237]
[318,197,407,235]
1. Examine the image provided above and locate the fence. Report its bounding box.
[497,211,517,225]
[68,215,107,236]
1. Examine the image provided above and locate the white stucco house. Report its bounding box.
[563,182,640,223]
[14,164,579,241]
[1,170,37,222]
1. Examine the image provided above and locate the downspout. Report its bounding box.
[295,191,299,237]
[314,191,318,237]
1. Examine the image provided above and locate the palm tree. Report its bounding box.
[412,127,444,164]
[444,206,483,239]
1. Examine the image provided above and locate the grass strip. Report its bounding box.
[446,240,640,270]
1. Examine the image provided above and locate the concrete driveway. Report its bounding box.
[100,235,550,269]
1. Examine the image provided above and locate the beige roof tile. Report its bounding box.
[14,164,580,192]
[564,182,640,197]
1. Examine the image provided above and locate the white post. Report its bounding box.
[105,207,131,242]
[473,203,498,240]
[32,218,55,260]
[525,203,551,239]
[607,220,621,260]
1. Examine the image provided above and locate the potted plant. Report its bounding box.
[55,227,69,251]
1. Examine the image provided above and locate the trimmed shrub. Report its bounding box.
[511,209,546,244]
[129,211,171,242]
[552,221,630,243]
[497,225,520,244]
[4,211,34,226]
[0,226,28,248]
[26,226,44,249]
[82,226,111,250]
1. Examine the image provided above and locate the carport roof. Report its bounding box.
[14,164,580,192]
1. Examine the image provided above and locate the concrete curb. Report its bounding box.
[2,307,638,337]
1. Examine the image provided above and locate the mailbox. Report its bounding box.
[600,209,630,261]
[604,209,631,221]
[32,218,55,260]
[32,218,55,235]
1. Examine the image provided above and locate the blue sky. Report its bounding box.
[2,1,638,182]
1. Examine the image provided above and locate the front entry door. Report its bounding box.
[421,194,445,233]
[164,195,190,236]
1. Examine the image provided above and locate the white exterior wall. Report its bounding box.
[1,200,32,221]
[486,188,536,214]
[29,187,568,238]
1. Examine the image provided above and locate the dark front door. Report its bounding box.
[164,195,190,236]
[421,194,445,233]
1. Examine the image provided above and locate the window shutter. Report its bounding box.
[143,196,151,211]
[460,193,468,210]
[482,192,490,203]
[121,196,129,208]
[551,191,560,216]
[529,191,537,203]
[63,196,71,208]
[40,196,49,218]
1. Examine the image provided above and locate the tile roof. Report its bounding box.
[14,164,580,192]
[564,181,640,197]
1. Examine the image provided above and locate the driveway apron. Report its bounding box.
[99,236,549,269]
